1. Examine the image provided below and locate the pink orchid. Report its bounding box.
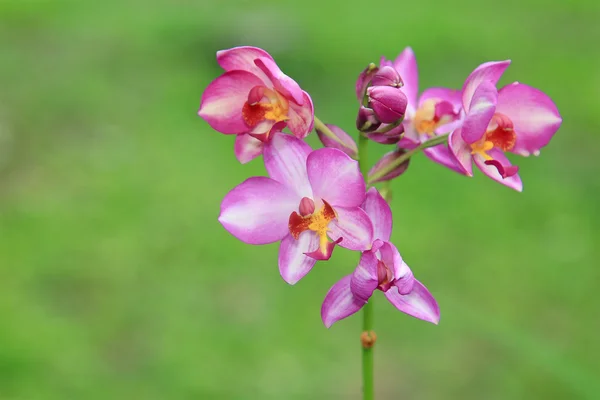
[218,132,373,284]
[448,61,562,191]
[380,48,466,174]
[198,46,314,164]
[321,188,439,327]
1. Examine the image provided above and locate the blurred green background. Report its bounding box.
[1,0,599,399]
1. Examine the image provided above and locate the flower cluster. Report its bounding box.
[198,46,561,327]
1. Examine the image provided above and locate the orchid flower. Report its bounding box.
[321,188,439,327]
[198,46,314,164]
[448,61,562,191]
[377,48,466,174]
[218,132,373,284]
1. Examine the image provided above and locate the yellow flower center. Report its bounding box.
[289,200,337,255]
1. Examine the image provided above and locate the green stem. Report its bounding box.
[314,116,348,149]
[358,133,374,400]
[368,133,449,184]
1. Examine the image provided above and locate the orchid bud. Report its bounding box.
[367,86,408,124]
[356,106,381,133]
[355,63,379,102]
[368,149,411,184]
[370,66,403,88]
[316,124,358,158]
[366,124,405,144]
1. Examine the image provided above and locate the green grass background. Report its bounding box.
[1,0,599,399]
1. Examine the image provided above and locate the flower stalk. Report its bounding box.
[358,133,375,400]
[314,116,350,149]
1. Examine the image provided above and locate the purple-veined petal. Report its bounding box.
[384,279,440,324]
[462,60,510,111]
[473,149,523,192]
[328,206,374,251]
[423,145,469,175]
[362,187,392,242]
[316,124,358,158]
[307,148,366,207]
[199,71,265,134]
[219,177,298,245]
[448,129,473,176]
[263,132,313,198]
[287,91,314,139]
[234,134,264,164]
[216,46,273,83]
[496,82,562,156]
[368,150,411,184]
[255,57,305,105]
[392,47,419,116]
[350,248,380,302]
[461,81,498,143]
[322,275,366,328]
[278,232,319,285]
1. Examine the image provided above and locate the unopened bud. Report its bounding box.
[368,149,411,184]
[355,63,379,102]
[367,86,408,124]
[366,124,405,144]
[316,124,358,158]
[356,106,381,133]
[370,66,403,88]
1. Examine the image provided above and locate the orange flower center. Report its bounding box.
[470,113,517,160]
[413,98,456,136]
[288,199,337,256]
[242,87,289,128]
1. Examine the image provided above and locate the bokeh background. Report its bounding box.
[1,0,599,399]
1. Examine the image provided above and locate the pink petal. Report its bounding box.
[461,81,498,143]
[316,124,358,158]
[216,46,273,83]
[278,232,319,285]
[234,134,264,164]
[377,242,412,291]
[287,91,314,139]
[392,47,419,116]
[462,60,510,112]
[496,83,562,156]
[448,129,474,176]
[255,57,305,105]
[322,275,366,328]
[419,87,462,109]
[307,148,366,208]
[198,71,264,134]
[263,132,313,198]
[473,149,523,192]
[350,248,379,302]
[328,206,374,251]
[362,187,392,242]
[384,279,440,324]
[423,145,469,175]
[219,177,298,245]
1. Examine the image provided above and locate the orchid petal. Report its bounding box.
[473,149,523,192]
[198,71,265,134]
[350,248,379,302]
[216,46,273,83]
[496,83,562,156]
[362,187,392,242]
[234,134,264,164]
[263,132,313,198]
[219,177,298,245]
[255,57,305,105]
[461,81,498,143]
[419,87,462,110]
[287,91,314,139]
[423,145,469,175]
[378,242,412,291]
[307,149,366,208]
[448,129,473,176]
[392,47,419,116]
[462,60,510,111]
[328,206,374,251]
[278,232,319,285]
[384,279,440,324]
[321,275,366,328]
